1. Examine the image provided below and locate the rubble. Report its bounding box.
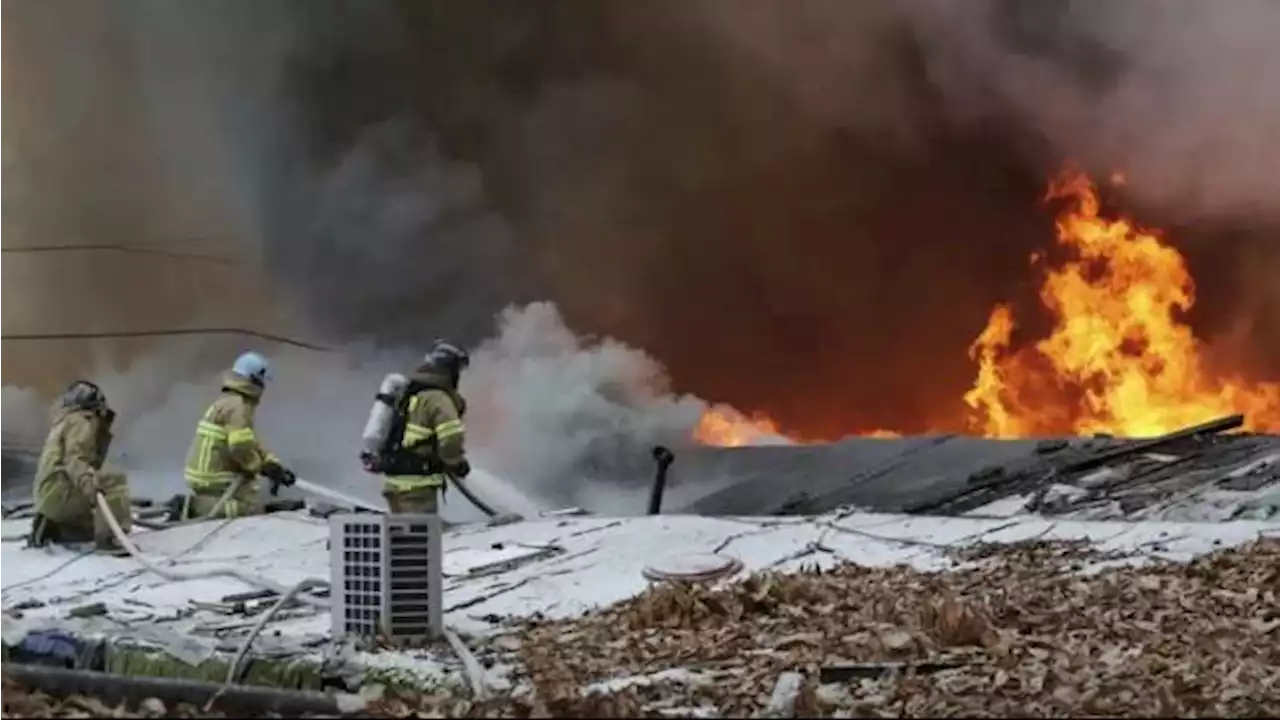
[1,676,227,719]
[674,425,1280,522]
[5,426,1278,718]
[5,534,1279,717]
[20,534,1254,718]
[510,537,1280,718]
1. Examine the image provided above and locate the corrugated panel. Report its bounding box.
[674,436,948,515]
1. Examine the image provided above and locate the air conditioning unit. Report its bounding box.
[329,513,443,645]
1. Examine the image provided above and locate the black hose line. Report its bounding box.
[3,664,348,716]
[449,476,498,517]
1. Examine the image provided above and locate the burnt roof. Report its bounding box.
[669,429,1280,520]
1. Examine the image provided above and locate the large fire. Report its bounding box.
[693,405,902,447]
[695,167,1280,445]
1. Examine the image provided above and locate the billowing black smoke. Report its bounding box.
[6,0,1280,443]
[148,1,1071,436]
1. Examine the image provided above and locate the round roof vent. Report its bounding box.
[641,553,743,583]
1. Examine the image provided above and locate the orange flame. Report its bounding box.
[694,166,1280,445]
[692,406,902,446]
[693,406,785,447]
[964,168,1280,438]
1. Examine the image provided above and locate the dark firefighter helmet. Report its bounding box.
[423,339,470,378]
[62,380,107,412]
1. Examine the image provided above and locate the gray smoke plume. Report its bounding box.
[6,0,1280,502]
[680,0,1280,220]
[1,304,715,520]
[917,1,1280,221]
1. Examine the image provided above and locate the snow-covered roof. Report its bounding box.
[3,508,1277,691]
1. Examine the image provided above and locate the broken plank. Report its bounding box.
[819,659,973,683]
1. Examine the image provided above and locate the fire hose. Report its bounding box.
[447,475,499,517]
[292,475,503,518]
[93,492,329,607]
[117,458,270,531]
[130,479,243,530]
[89,493,336,708]
[132,468,509,533]
[90,491,491,701]
[3,665,348,717]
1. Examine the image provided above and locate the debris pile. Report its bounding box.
[910,416,1280,519]
[680,420,1280,522]
[0,675,222,719]
[5,538,1278,718]
[510,537,1280,717]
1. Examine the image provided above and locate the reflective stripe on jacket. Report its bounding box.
[184,372,277,493]
[385,371,468,494]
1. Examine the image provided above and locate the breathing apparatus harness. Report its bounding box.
[361,379,450,477]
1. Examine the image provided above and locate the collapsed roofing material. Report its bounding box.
[2,510,1278,717]
[2,510,1272,654]
[670,414,1280,521]
[669,435,1041,516]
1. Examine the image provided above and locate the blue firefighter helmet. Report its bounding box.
[231,351,271,386]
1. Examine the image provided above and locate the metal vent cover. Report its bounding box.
[329,513,443,644]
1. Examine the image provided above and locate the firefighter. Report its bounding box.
[29,380,133,555]
[178,351,295,520]
[383,340,472,514]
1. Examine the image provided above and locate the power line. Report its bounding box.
[2,243,324,351]
[2,328,331,352]
[1,244,240,265]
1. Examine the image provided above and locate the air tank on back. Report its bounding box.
[361,373,409,456]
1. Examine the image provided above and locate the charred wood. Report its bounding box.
[906,414,1246,516]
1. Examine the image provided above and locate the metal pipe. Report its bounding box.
[3,664,348,716]
[648,446,675,515]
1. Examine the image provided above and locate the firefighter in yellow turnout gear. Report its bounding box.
[29,381,133,555]
[180,352,295,520]
[382,341,472,514]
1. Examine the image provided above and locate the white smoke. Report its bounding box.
[1,302,717,521]
[463,302,708,514]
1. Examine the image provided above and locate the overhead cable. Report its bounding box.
[2,328,331,352]
[2,243,241,266]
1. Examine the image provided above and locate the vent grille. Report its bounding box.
[329,514,443,644]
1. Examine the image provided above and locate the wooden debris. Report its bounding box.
[218,589,276,604]
[756,672,805,718]
[66,602,108,619]
[910,415,1260,517]
[818,659,972,683]
[6,538,1280,718]
[516,536,1280,718]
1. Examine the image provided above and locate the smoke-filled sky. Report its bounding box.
[5,0,1280,491]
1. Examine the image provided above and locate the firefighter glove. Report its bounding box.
[261,460,296,487]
